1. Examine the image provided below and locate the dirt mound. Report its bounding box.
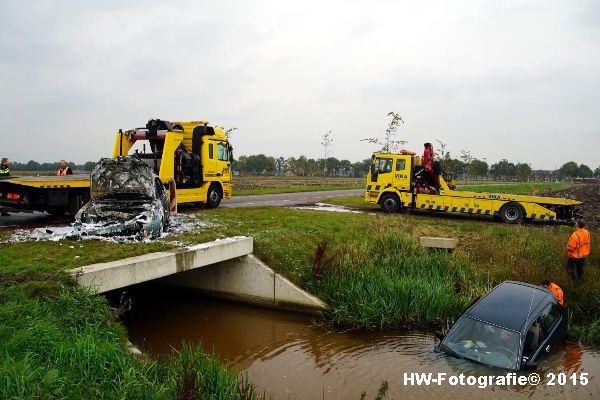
[541,184,600,230]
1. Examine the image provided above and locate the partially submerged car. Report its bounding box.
[73,156,170,239]
[436,281,567,370]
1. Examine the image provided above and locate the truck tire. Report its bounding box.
[499,202,524,224]
[380,193,401,213]
[206,184,222,208]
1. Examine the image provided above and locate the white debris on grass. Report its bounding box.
[292,202,364,214]
[185,236,249,251]
[2,213,217,243]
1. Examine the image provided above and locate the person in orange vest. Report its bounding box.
[566,219,591,281]
[541,279,564,305]
[57,160,73,176]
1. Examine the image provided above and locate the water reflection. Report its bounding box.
[118,285,599,399]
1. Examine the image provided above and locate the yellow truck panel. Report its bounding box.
[365,152,581,223]
[1,119,233,215]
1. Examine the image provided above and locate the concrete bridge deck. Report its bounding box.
[69,236,326,314]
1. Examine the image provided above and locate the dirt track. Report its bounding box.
[541,184,600,230]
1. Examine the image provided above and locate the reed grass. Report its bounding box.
[0,277,261,399]
[314,233,483,330]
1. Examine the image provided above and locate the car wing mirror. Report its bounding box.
[434,330,445,340]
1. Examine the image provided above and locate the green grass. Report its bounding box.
[314,234,480,329]
[325,195,372,208]
[0,272,260,399]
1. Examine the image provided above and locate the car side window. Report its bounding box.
[523,317,545,357]
[209,143,214,159]
[540,303,561,333]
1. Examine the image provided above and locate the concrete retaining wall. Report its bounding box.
[70,236,327,314]
[69,236,253,293]
[160,254,327,315]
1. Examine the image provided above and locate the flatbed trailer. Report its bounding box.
[365,151,581,223]
[0,119,233,216]
[0,175,90,215]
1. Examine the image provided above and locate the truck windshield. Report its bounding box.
[442,316,520,370]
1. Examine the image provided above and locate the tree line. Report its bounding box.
[9,155,598,181]
[234,153,599,181]
[9,160,97,172]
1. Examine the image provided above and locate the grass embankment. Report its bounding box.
[173,207,596,336]
[5,203,597,335]
[0,243,261,399]
[233,176,362,195]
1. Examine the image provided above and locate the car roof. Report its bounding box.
[465,281,552,332]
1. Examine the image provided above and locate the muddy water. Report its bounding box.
[121,286,599,399]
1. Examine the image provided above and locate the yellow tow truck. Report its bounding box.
[0,119,233,215]
[365,148,581,223]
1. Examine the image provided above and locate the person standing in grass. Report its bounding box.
[541,280,564,305]
[0,157,9,177]
[566,219,591,281]
[0,158,9,216]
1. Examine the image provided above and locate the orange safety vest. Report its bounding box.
[57,167,69,176]
[567,228,591,259]
[548,282,564,305]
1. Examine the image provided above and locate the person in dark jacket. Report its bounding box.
[0,158,9,215]
[57,160,73,176]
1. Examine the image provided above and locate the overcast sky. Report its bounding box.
[1,0,598,169]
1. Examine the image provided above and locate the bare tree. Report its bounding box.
[224,127,237,139]
[361,111,405,153]
[460,150,473,180]
[321,130,334,174]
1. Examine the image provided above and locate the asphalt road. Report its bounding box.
[0,189,364,230]
[221,188,364,208]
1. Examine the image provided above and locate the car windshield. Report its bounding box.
[442,316,520,370]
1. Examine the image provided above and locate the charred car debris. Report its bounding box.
[73,156,170,239]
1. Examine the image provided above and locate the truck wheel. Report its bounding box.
[380,194,400,213]
[206,184,222,208]
[499,202,524,224]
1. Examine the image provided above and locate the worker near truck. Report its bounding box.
[57,160,73,176]
[0,158,9,177]
[566,219,591,281]
[541,279,564,305]
[0,158,9,215]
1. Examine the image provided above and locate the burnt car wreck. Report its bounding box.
[73,156,170,239]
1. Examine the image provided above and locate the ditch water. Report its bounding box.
[120,285,600,399]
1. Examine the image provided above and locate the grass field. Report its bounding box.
[233,176,363,195]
